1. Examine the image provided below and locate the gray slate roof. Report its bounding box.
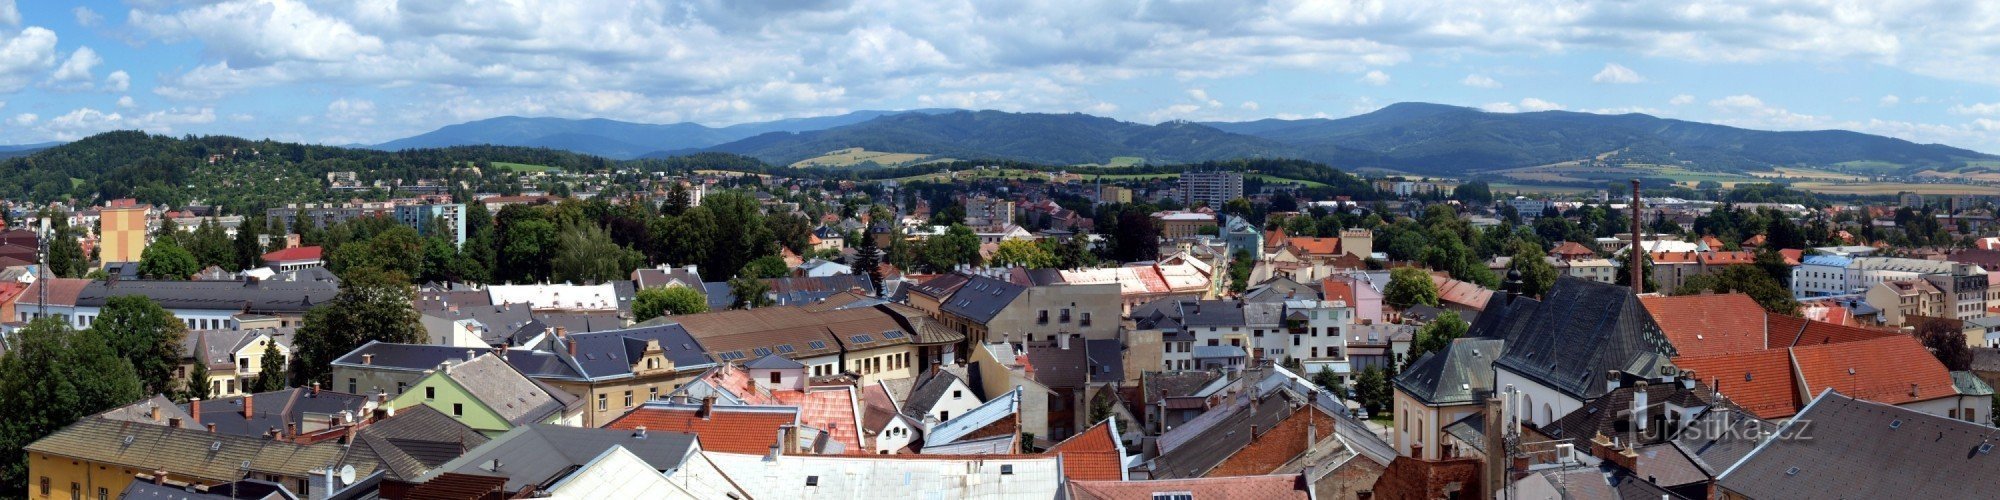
[1716,390,2000,499]
[77,277,339,313]
[902,366,970,418]
[1393,338,1504,406]
[182,388,374,439]
[441,355,575,426]
[939,275,1024,324]
[1489,277,1677,401]
[350,405,490,481]
[420,424,697,492]
[562,324,714,380]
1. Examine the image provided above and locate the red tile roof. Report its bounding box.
[260,245,323,263]
[1651,251,1701,264]
[1550,241,1596,258]
[1765,314,1896,347]
[1210,405,1336,477]
[1321,279,1355,305]
[1046,419,1124,481]
[1790,335,1956,406]
[1428,274,1493,311]
[1287,238,1341,256]
[1697,251,1757,266]
[1778,248,1803,266]
[606,405,798,455]
[774,387,863,453]
[1069,475,1309,500]
[1639,294,1769,358]
[19,278,89,307]
[1673,350,1801,419]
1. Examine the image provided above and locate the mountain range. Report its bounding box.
[133,102,2000,175]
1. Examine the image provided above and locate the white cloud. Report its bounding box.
[1670,94,1695,106]
[1592,63,1644,84]
[0,26,57,92]
[1878,94,1900,107]
[51,46,101,83]
[73,6,102,27]
[0,0,16,26]
[1460,74,1500,88]
[1949,102,2000,116]
[1240,101,1259,111]
[8,113,33,126]
[1707,94,1832,130]
[326,98,377,125]
[1359,70,1390,86]
[1480,101,1519,113]
[43,106,216,140]
[117,95,135,108]
[105,70,130,92]
[1520,97,1565,111]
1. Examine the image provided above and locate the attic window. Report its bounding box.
[753,347,773,357]
[852,335,874,344]
[1785,467,1800,476]
[809,341,827,350]
[1152,493,1194,500]
[1000,464,1014,475]
[805,476,819,486]
[1889,419,1903,429]
[777,345,795,354]
[1745,372,1753,382]
[883,330,905,339]
[1981,443,1994,455]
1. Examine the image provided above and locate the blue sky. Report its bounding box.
[4,0,2000,152]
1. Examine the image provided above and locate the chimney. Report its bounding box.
[243,395,254,419]
[555,326,568,339]
[311,382,319,396]
[567,339,577,357]
[698,395,716,420]
[148,404,161,422]
[1607,370,1622,394]
[285,423,297,438]
[1911,383,1920,398]
[1630,179,1643,294]
[1410,442,1424,459]
[168,417,182,429]
[206,423,217,433]
[361,354,373,365]
[633,426,648,439]
[441,360,454,375]
[190,398,202,423]
[1058,334,1071,350]
[152,471,167,485]
[1633,381,1649,432]
[1250,425,1259,441]
[268,427,281,440]
[465,349,477,362]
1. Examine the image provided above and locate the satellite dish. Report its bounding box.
[337,465,356,486]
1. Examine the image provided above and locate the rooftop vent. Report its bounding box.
[1889,419,1903,429]
[1785,467,1800,476]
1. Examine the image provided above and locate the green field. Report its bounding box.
[789,148,940,168]
[491,161,551,172]
[1790,181,2000,196]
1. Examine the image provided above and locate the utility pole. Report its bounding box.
[1629,179,1643,295]
[37,216,49,319]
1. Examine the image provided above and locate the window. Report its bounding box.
[347,378,357,394]
[98,487,108,500]
[623,391,634,407]
[939,411,950,421]
[225,379,236,394]
[771,371,783,384]
[452,404,463,417]
[1038,310,1049,324]
[1080,312,1091,326]
[396,382,407,395]
[425,387,436,400]
[238,358,249,371]
[649,387,659,400]
[1000,464,1014,475]
[40,477,48,496]
[805,476,819,487]
[954,390,964,399]
[597,394,607,411]
[71,482,79,500]
[1060,308,1071,323]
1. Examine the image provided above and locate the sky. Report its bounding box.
[4,0,2000,152]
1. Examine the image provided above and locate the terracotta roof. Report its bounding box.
[19,277,89,307]
[1778,248,1803,266]
[1045,418,1124,481]
[1320,278,1355,305]
[1550,241,1596,258]
[259,246,323,263]
[1428,274,1494,311]
[1069,475,1310,500]
[1640,294,1769,358]
[1287,237,1341,256]
[1697,251,1757,266]
[1651,250,1701,263]
[605,403,798,455]
[1209,404,1338,477]
[1368,456,1483,500]
[1765,314,1896,347]
[1791,335,1957,406]
[1673,350,1802,419]
[774,387,863,453]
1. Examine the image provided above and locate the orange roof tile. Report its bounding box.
[1672,350,1801,420]
[774,387,863,453]
[1640,294,1769,358]
[1428,274,1494,310]
[606,405,798,455]
[1287,238,1341,256]
[1778,249,1803,266]
[1790,335,1956,406]
[1321,279,1354,305]
[1070,475,1309,500]
[1650,251,1702,264]
[1697,251,1756,266]
[1765,314,1896,347]
[1210,406,1336,477]
[1046,419,1124,481]
[260,245,323,263]
[1550,241,1595,258]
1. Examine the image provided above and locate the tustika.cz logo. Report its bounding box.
[1617,416,1813,443]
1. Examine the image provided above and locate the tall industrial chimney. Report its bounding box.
[1630,179,1644,294]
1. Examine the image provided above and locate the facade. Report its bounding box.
[1390,338,1502,460]
[387,353,581,435]
[393,203,467,247]
[1180,171,1244,209]
[72,277,339,331]
[25,416,380,500]
[177,328,292,398]
[1793,254,1853,297]
[97,204,150,264]
[1153,210,1218,241]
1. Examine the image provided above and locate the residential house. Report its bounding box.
[181,387,377,442]
[177,328,292,398]
[906,273,1122,346]
[630,265,705,290]
[259,246,324,272]
[12,278,91,325]
[1486,277,1678,426]
[1391,338,1503,460]
[694,448,1063,499]
[1866,279,1947,327]
[384,424,711,499]
[25,416,380,500]
[386,353,583,435]
[1713,390,2000,499]
[672,303,922,385]
[72,277,340,331]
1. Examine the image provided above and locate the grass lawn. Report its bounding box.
[1789,181,2000,196]
[788,147,937,168]
[491,161,551,173]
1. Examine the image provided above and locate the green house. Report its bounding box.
[388,353,582,436]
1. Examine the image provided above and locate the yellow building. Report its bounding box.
[25,416,378,499]
[98,204,151,264]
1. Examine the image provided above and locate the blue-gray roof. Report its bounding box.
[1488,277,1677,401]
[562,324,714,380]
[1801,254,1852,267]
[1191,345,1246,359]
[940,275,1024,324]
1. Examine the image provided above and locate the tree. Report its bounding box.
[44,217,87,278]
[289,269,426,387]
[0,319,143,496]
[1355,366,1391,415]
[1612,249,1658,293]
[1384,267,1439,310]
[920,224,982,272]
[88,295,188,395]
[1506,242,1558,298]
[990,239,1058,268]
[499,216,559,283]
[137,238,200,279]
[728,276,774,309]
[1753,248,1792,289]
[634,286,709,321]
[1312,365,1342,394]
[250,341,288,393]
[183,357,210,401]
[185,218,237,271]
[703,191,778,278]
[329,225,424,281]
[853,230,883,295]
[551,223,645,283]
[663,182,692,217]
[1406,310,1468,369]
[234,217,265,271]
[1915,319,1973,371]
[1228,250,1255,294]
[1673,266,1800,315]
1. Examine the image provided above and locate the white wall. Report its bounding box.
[1496,369,1584,427]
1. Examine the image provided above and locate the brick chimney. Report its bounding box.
[567,339,577,357]
[206,423,217,433]
[698,395,716,420]
[152,471,167,485]
[243,395,254,419]
[190,398,202,423]
[168,418,182,429]
[1410,442,1423,459]
[361,353,373,365]
[148,404,160,422]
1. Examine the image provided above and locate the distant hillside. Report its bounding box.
[0,141,62,159]
[374,109,957,160]
[1204,102,1996,175]
[690,110,1356,166]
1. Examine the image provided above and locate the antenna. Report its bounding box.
[337,465,356,486]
